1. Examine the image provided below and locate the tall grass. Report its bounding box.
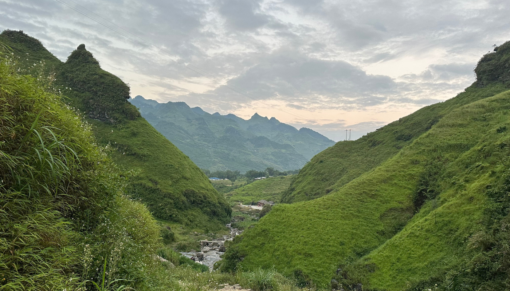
[0,45,166,290]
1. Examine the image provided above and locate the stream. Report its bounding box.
[180,223,242,271]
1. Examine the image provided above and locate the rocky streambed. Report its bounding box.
[180,224,242,271]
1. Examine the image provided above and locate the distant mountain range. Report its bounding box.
[130,96,335,172]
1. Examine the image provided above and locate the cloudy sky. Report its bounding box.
[1,0,509,140]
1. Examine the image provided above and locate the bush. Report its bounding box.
[238,268,296,291]
[259,205,272,218]
[161,226,176,244]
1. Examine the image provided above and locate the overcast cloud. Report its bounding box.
[1,0,509,140]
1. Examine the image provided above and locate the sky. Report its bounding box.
[1,0,509,141]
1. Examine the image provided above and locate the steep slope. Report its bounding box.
[221,42,510,288]
[0,50,166,290]
[283,63,509,203]
[225,175,294,204]
[0,30,231,229]
[338,90,510,290]
[130,96,334,171]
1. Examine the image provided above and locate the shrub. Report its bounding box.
[259,205,272,218]
[161,226,176,244]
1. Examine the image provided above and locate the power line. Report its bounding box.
[54,0,307,120]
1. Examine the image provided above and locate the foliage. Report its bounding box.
[57,44,140,123]
[229,205,260,230]
[238,268,298,291]
[259,205,273,218]
[417,167,510,291]
[412,155,445,210]
[222,41,510,289]
[226,175,294,204]
[0,30,231,230]
[0,48,168,290]
[283,82,510,204]
[475,41,510,87]
[161,226,176,244]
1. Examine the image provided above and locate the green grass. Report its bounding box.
[222,41,510,289]
[0,49,165,290]
[283,84,509,203]
[226,175,294,204]
[91,118,231,229]
[230,204,262,230]
[0,30,308,291]
[223,90,510,288]
[0,30,231,229]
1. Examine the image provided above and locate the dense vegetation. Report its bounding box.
[221,41,510,289]
[0,30,231,230]
[0,50,168,290]
[130,95,334,172]
[225,175,294,204]
[0,31,313,291]
[5,27,510,291]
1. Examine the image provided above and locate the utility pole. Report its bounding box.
[345,129,348,141]
[349,129,351,140]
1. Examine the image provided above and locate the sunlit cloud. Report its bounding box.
[1,0,508,140]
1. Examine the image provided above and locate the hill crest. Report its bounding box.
[0,30,231,229]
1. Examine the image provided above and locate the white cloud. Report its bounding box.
[0,0,508,139]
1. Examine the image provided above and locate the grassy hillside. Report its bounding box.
[225,175,294,204]
[0,30,231,229]
[343,91,510,290]
[0,44,317,291]
[0,52,166,289]
[221,42,510,288]
[282,83,507,204]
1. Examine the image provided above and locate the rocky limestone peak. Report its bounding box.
[66,44,100,66]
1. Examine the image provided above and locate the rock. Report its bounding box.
[353,283,363,291]
[336,268,342,275]
[196,252,204,261]
[331,279,339,290]
[219,245,226,252]
[202,247,211,252]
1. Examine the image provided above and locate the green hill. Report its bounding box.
[283,75,507,203]
[130,96,334,172]
[225,175,294,204]
[0,30,231,229]
[220,41,510,289]
[0,48,167,289]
